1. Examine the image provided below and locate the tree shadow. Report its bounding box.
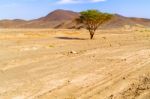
[55,37,86,40]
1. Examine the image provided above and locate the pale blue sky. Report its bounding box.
[0,0,150,20]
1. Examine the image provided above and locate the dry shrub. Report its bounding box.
[122,73,150,99]
[111,73,150,99]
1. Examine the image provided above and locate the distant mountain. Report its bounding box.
[0,9,150,28]
[102,14,150,28]
[0,19,27,28]
[40,9,80,21]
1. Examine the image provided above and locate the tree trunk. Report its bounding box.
[90,31,95,39]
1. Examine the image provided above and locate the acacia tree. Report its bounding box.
[79,10,113,39]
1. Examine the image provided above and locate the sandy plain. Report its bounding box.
[0,29,150,99]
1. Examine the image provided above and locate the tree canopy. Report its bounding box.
[79,10,113,39]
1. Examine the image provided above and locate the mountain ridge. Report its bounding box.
[0,9,150,28]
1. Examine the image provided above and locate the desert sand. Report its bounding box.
[0,29,150,99]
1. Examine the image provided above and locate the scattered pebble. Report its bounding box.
[102,37,106,39]
[70,50,78,54]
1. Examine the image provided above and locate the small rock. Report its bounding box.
[67,80,70,83]
[110,44,112,47]
[102,37,106,39]
[109,94,114,99]
[129,88,132,90]
[122,58,127,61]
[70,50,77,54]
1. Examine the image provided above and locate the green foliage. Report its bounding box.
[79,10,113,39]
[80,10,112,25]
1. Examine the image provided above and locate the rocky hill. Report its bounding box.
[0,9,150,28]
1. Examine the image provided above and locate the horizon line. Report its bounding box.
[0,9,150,20]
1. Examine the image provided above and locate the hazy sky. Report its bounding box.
[0,0,150,20]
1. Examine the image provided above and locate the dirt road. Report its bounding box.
[0,29,150,99]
